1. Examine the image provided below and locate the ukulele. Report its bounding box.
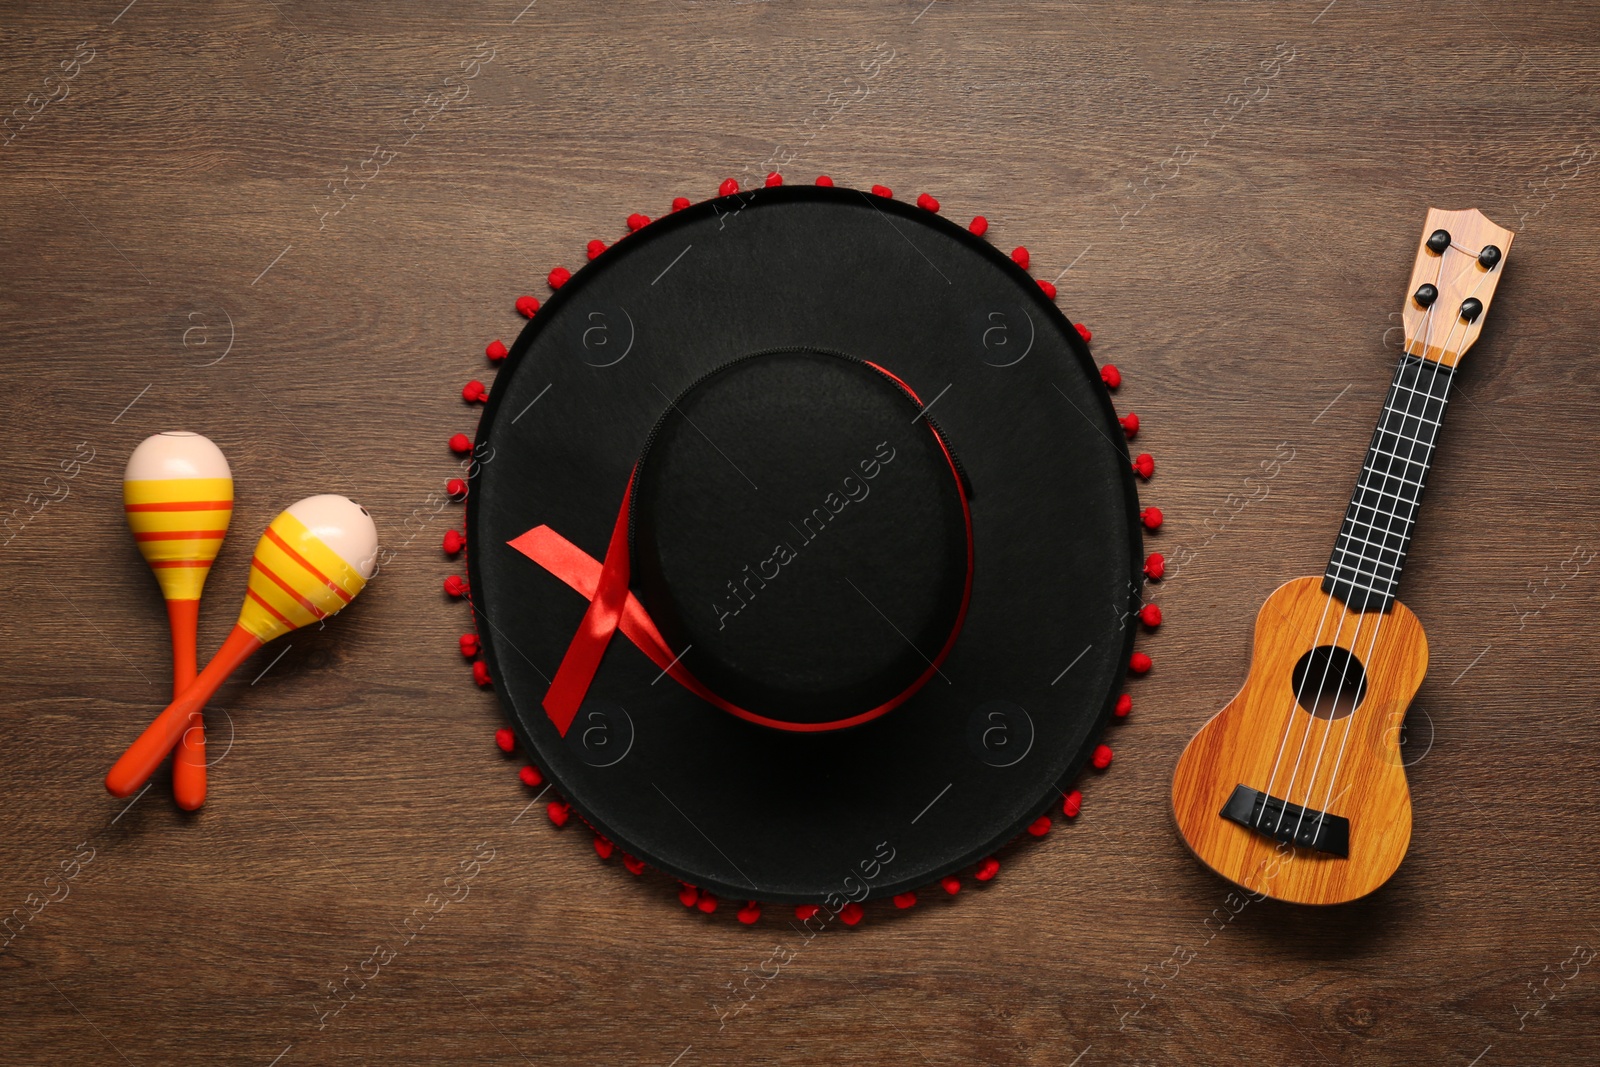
[1171,207,1514,905]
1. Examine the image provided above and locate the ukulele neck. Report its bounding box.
[1322,353,1455,613]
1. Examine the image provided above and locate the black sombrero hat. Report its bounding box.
[447,178,1163,917]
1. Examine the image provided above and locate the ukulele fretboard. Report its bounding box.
[1322,353,1453,612]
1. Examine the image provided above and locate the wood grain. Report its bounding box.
[1172,576,1425,904]
[2,2,1599,1065]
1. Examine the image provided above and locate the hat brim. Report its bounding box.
[467,185,1142,903]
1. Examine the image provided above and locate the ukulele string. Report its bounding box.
[1306,259,1493,832]
[1257,225,1459,838]
[1273,556,1376,835]
[1290,245,1461,840]
[1306,257,1497,834]
[1299,353,1455,839]
[1252,358,1426,830]
[1288,369,1434,841]
[1252,570,1342,830]
[1269,240,1451,839]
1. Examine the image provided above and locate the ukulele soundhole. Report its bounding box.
[1290,645,1368,720]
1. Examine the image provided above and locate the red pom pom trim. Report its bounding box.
[1062,789,1082,817]
[454,182,1174,914]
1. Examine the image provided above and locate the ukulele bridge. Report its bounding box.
[1221,784,1350,858]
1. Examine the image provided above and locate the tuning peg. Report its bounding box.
[1425,229,1451,254]
[1459,298,1483,322]
[1414,284,1438,308]
[1478,244,1502,270]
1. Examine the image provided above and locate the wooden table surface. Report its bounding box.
[3,2,1598,1064]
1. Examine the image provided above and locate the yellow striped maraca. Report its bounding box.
[124,432,234,810]
[106,494,377,802]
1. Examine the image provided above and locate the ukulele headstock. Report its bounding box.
[1401,207,1514,369]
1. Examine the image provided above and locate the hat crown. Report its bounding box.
[630,348,971,729]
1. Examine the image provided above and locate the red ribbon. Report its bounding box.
[516,361,972,736]
[536,471,636,735]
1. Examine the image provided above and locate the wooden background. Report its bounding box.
[2,1,1597,1064]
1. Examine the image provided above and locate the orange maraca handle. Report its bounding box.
[167,599,207,810]
[106,624,262,798]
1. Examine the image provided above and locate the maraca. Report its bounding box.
[124,432,234,810]
[106,494,377,801]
